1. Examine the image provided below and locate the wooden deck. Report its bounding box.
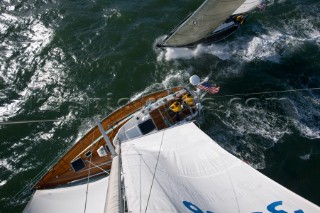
[35,87,183,189]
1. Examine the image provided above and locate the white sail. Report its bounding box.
[23,177,109,213]
[233,0,264,14]
[121,122,320,212]
[161,0,246,47]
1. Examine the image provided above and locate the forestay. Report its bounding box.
[121,122,320,212]
[161,0,246,47]
[23,177,109,213]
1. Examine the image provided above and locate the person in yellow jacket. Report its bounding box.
[182,93,195,106]
[170,101,182,112]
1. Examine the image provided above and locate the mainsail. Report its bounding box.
[121,122,320,212]
[160,0,247,47]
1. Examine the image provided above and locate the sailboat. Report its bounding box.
[20,86,320,212]
[157,0,265,48]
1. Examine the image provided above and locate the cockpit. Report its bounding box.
[114,89,200,143]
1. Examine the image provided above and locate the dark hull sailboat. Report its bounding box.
[157,0,264,48]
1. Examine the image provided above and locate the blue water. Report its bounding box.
[0,0,319,212]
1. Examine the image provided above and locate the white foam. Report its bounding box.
[218,100,291,142]
[299,154,311,161]
[294,122,320,140]
[267,0,287,6]
[130,69,191,102]
[6,5,15,11]
[24,21,53,56]
[157,28,318,64]
[0,180,7,187]
[287,94,320,140]
[0,13,18,21]
[158,45,205,61]
[102,8,121,19]
[0,159,13,171]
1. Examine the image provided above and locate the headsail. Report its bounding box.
[159,0,246,47]
[23,177,109,213]
[121,122,320,212]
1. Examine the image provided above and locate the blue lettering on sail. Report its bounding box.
[183,200,304,213]
[253,201,304,213]
[183,201,214,213]
[267,201,288,213]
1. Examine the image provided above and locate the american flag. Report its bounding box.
[197,82,220,94]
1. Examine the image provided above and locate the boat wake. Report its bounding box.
[130,69,192,101]
[156,29,319,64]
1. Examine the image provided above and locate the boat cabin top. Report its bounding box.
[114,88,199,143]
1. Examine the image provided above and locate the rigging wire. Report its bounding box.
[223,158,241,213]
[83,132,98,213]
[145,131,165,213]
[0,119,59,125]
[0,88,319,125]
[208,87,320,98]
[85,161,110,174]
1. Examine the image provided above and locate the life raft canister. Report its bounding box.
[183,94,195,106]
[170,101,182,112]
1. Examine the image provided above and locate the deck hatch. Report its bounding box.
[138,119,156,135]
[70,158,86,172]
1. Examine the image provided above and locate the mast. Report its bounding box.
[96,118,123,212]
[104,146,123,213]
[95,118,117,156]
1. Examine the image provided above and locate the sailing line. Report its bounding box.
[210,87,320,98]
[83,132,98,213]
[145,131,165,213]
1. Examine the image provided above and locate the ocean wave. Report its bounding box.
[0,16,54,119]
[221,99,291,142]
[289,95,320,140]
[201,95,292,169]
